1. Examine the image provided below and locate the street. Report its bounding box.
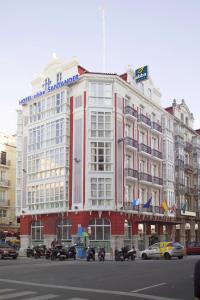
[0,255,197,300]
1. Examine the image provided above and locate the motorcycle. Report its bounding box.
[114,249,124,261]
[34,245,47,259]
[66,245,76,260]
[50,245,67,261]
[98,247,105,262]
[26,246,34,258]
[121,246,136,261]
[115,246,136,261]
[86,247,95,261]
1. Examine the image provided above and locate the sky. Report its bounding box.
[0,0,200,134]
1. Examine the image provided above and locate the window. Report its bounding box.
[125,124,131,137]
[151,136,157,149]
[125,155,131,168]
[0,210,6,217]
[31,221,44,242]
[139,131,145,144]
[91,142,111,171]
[90,112,112,138]
[57,219,72,241]
[90,178,112,206]
[0,191,6,204]
[139,160,145,172]
[56,72,62,83]
[75,95,82,108]
[89,218,111,241]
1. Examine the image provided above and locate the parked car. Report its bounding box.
[140,242,185,260]
[186,242,200,255]
[0,243,18,259]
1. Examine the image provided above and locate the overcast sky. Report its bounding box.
[0,0,200,133]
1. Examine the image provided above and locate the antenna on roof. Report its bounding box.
[99,6,106,73]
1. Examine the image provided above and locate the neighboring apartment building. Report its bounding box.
[166,99,200,245]
[17,56,176,252]
[0,132,18,236]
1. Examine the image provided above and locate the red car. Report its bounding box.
[186,242,200,255]
[0,243,18,259]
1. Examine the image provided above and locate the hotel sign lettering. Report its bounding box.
[19,74,79,105]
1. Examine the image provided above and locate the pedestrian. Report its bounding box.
[194,259,200,300]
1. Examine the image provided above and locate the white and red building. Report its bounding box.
[16,56,176,253]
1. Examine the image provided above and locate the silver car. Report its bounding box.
[140,242,185,260]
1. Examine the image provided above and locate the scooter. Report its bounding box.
[114,249,124,261]
[122,246,136,260]
[98,247,105,261]
[86,247,95,261]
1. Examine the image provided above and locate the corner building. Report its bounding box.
[17,57,176,253]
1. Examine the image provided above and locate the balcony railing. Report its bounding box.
[139,172,152,182]
[125,137,138,149]
[184,163,193,173]
[196,211,200,219]
[138,114,151,127]
[124,106,138,119]
[185,186,195,194]
[184,141,193,152]
[125,168,138,179]
[175,159,184,168]
[152,176,163,186]
[152,121,162,133]
[139,143,151,155]
[0,180,9,187]
[152,149,162,159]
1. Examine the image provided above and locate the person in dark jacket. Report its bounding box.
[194,260,200,299]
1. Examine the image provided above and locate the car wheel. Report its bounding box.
[178,256,183,259]
[142,253,148,260]
[164,252,171,260]
[0,254,2,259]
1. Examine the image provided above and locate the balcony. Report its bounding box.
[0,160,9,168]
[175,184,185,194]
[151,149,162,160]
[0,180,9,187]
[175,135,184,146]
[194,186,200,195]
[184,163,193,173]
[185,186,195,195]
[152,121,162,133]
[193,167,200,175]
[196,211,200,219]
[138,114,151,127]
[131,205,164,214]
[124,106,138,120]
[184,141,193,152]
[125,137,138,150]
[139,143,151,155]
[125,168,138,180]
[152,176,163,186]
[175,159,184,168]
[0,199,9,207]
[139,172,152,183]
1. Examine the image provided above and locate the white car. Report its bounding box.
[140,242,185,260]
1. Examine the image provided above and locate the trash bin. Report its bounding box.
[76,246,86,259]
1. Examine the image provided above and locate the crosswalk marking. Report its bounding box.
[0,291,36,299]
[0,291,14,294]
[23,295,59,300]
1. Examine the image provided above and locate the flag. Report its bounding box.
[182,203,186,214]
[131,199,139,208]
[143,197,152,208]
[161,200,168,212]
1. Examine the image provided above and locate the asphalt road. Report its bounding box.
[0,255,198,300]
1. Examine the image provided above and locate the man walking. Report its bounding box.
[194,260,200,300]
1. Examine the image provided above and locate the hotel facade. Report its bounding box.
[17,56,193,253]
